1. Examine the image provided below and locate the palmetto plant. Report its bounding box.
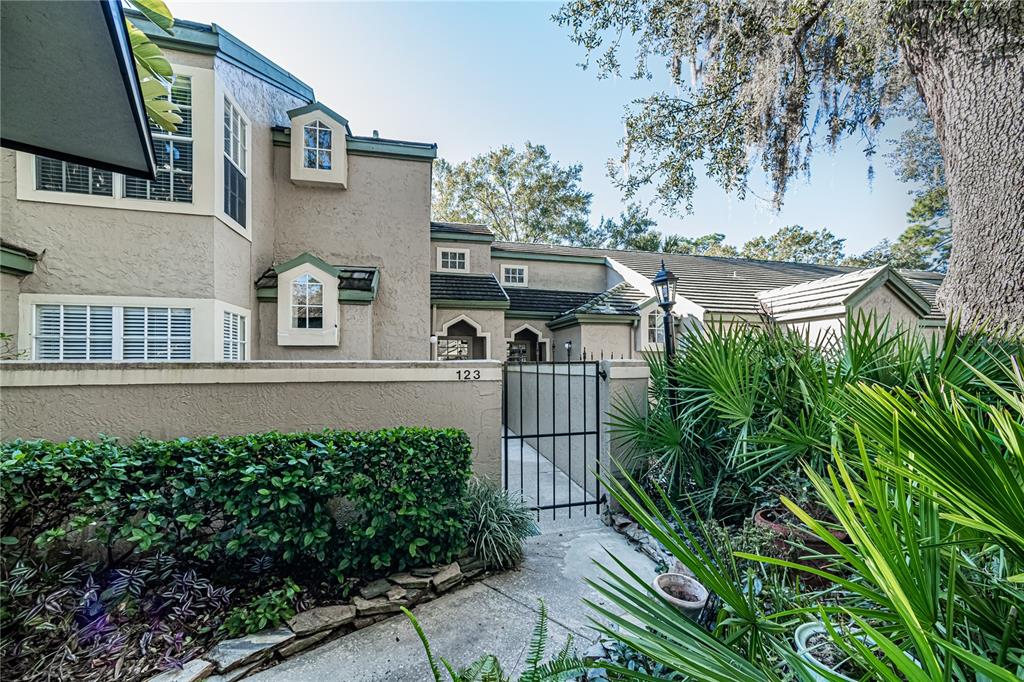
[591,351,1024,681]
[609,314,1022,518]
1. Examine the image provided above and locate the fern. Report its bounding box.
[521,600,550,682]
[402,607,444,682]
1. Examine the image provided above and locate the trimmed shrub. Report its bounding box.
[0,427,473,576]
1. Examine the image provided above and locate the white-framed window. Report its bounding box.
[438,248,469,271]
[291,274,324,329]
[35,158,114,196]
[303,120,332,170]
[501,264,528,286]
[223,311,247,360]
[647,311,665,344]
[33,304,192,361]
[223,95,248,228]
[125,76,193,203]
[34,305,113,360]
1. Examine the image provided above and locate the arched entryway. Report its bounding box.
[437,317,488,360]
[506,324,547,362]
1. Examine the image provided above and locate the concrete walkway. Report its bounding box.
[248,519,656,681]
[503,428,596,518]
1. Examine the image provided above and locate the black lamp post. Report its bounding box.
[651,259,678,361]
[651,260,679,420]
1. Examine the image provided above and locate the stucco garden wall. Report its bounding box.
[0,361,502,480]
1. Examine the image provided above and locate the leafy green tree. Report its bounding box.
[432,143,592,243]
[663,233,739,257]
[740,225,845,265]
[593,204,660,250]
[555,0,1024,329]
[125,0,182,133]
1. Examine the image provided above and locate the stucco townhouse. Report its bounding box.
[0,14,946,366]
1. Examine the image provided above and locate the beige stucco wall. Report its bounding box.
[0,361,502,480]
[432,307,507,361]
[550,325,583,361]
[272,148,431,360]
[855,285,922,331]
[580,322,636,360]
[491,258,609,293]
[432,240,492,274]
[256,301,377,360]
[1,273,21,341]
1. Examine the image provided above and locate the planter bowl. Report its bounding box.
[794,621,920,681]
[651,573,708,619]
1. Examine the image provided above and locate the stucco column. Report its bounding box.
[599,359,650,512]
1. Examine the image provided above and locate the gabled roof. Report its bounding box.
[287,102,352,136]
[430,272,509,309]
[505,288,604,317]
[274,252,339,277]
[756,266,931,321]
[548,282,647,329]
[492,240,945,320]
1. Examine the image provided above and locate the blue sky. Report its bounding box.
[173,1,917,254]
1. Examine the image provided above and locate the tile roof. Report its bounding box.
[505,288,604,316]
[567,282,648,316]
[493,240,945,318]
[430,221,494,237]
[430,272,509,304]
[757,266,931,321]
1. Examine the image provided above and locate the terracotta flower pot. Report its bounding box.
[754,506,847,555]
[651,573,708,620]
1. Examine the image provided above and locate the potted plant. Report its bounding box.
[651,573,708,620]
[794,622,919,682]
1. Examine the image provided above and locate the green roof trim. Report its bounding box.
[256,268,379,305]
[271,128,437,161]
[490,249,607,265]
[505,311,556,320]
[274,252,340,277]
[430,232,495,243]
[347,136,438,161]
[287,102,352,135]
[1,246,36,275]
[127,11,314,102]
[547,313,637,331]
[432,299,510,310]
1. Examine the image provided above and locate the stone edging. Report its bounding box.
[146,557,486,682]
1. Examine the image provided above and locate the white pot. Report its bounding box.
[651,573,708,619]
[793,622,920,682]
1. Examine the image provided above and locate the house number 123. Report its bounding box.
[456,369,481,380]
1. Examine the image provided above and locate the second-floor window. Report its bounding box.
[502,265,527,286]
[36,158,113,196]
[223,97,248,227]
[125,76,193,203]
[439,249,468,271]
[303,120,332,170]
[647,311,665,344]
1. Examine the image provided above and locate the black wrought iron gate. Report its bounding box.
[502,356,605,519]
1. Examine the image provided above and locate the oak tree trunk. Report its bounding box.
[900,2,1024,333]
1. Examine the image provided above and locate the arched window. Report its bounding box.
[303,120,332,170]
[291,274,324,328]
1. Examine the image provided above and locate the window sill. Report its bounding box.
[216,212,251,241]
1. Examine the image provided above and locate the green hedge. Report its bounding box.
[0,428,473,575]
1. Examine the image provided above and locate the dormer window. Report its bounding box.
[288,103,349,188]
[303,121,332,170]
[291,274,324,329]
